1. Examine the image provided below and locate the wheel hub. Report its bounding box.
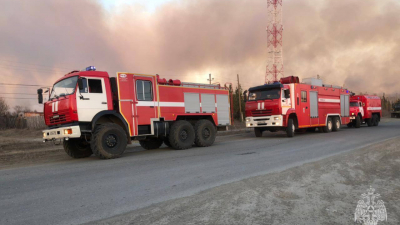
[180,130,188,140]
[328,121,332,130]
[202,128,211,139]
[105,134,117,148]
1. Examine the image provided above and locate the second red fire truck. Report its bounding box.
[245,76,352,137]
[38,67,232,159]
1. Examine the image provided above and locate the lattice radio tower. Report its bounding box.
[265,0,284,83]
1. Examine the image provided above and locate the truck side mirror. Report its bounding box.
[37,89,43,104]
[284,89,290,98]
[77,78,84,90]
[243,90,248,102]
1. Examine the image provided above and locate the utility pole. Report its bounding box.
[237,74,243,122]
[207,74,214,84]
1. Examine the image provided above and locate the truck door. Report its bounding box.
[77,77,108,121]
[309,91,319,126]
[134,76,158,135]
[298,90,310,127]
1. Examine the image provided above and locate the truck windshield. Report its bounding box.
[350,102,358,107]
[50,76,78,99]
[248,88,280,101]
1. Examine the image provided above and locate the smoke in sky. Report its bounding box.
[1,0,400,110]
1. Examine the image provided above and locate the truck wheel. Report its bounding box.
[63,138,92,158]
[169,120,195,150]
[366,118,373,127]
[194,120,216,147]
[139,138,163,150]
[373,114,379,126]
[91,124,127,159]
[332,117,341,131]
[286,118,295,137]
[322,117,333,133]
[355,115,361,128]
[254,128,263,137]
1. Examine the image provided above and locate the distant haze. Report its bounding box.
[1,0,400,111]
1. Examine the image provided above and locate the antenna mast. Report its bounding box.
[265,0,284,83]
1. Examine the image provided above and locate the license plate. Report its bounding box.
[49,131,57,136]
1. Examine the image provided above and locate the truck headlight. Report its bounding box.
[247,123,251,127]
[352,113,354,115]
[64,129,72,135]
[246,118,250,122]
[274,117,280,120]
[43,132,47,138]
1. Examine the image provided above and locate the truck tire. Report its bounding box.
[366,118,373,127]
[322,117,333,133]
[332,117,341,131]
[139,138,163,150]
[169,120,195,150]
[91,123,127,159]
[254,128,263,137]
[63,138,92,158]
[373,114,379,126]
[194,120,216,147]
[355,115,361,128]
[286,118,295,137]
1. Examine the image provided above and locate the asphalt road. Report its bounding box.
[1,120,400,225]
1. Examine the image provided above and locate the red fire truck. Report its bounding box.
[348,95,381,128]
[244,76,351,137]
[38,67,232,159]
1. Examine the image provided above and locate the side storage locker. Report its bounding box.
[216,94,230,125]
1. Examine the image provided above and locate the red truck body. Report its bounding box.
[349,95,381,127]
[41,68,231,159]
[245,77,351,137]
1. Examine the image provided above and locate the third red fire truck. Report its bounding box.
[38,66,232,159]
[245,76,352,137]
[348,95,381,128]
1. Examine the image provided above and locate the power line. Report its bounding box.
[0,82,48,87]
[0,93,37,95]
[0,97,37,99]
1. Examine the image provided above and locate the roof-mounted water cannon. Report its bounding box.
[85,66,96,71]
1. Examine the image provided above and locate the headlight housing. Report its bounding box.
[274,117,280,120]
[246,118,250,122]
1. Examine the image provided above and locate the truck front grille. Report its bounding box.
[46,111,71,126]
[252,109,273,117]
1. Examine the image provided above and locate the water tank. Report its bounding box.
[303,78,323,86]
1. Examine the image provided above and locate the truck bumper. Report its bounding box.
[42,125,81,141]
[245,115,284,128]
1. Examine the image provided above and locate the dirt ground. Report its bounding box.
[91,136,400,225]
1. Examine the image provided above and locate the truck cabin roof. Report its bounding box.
[248,83,283,92]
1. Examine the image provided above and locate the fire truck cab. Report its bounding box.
[245,76,351,137]
[39,67,232,159]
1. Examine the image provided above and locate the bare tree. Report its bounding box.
[13,105,31,115]
[0,97,9,116]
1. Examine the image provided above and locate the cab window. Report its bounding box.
[88,79,103,93]
[136,80,153,101]
[301,91,307,102]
